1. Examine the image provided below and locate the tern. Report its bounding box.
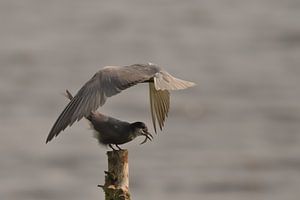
[46,63,195,143]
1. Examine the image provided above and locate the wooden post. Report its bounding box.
[98,150,131,200]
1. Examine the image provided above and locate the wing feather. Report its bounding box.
[154,71,195,90]
[149,82,170,133]
[149,82,157,133]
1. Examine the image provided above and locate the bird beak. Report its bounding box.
[140,131,153,145]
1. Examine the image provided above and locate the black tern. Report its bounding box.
[64,90,153,150]
[46,63,195,143]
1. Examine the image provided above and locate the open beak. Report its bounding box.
[140,131,153,145]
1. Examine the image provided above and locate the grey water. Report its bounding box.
[1,1,300,199]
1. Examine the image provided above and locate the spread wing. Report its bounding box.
[46,64,160,143]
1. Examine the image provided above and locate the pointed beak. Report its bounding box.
[140,131,153,145]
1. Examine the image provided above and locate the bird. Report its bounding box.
[46,63,195,143]
[64,90,153,150]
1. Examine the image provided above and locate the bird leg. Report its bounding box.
[115,144,123,150]
[108,144,117,151]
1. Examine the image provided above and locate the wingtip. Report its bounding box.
[46,128,58,144]
[189,81,196,87]
[45,134,53,144]
[153,126,157,134]
[45,137,50,144]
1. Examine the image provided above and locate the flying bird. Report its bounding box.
[46,63,195,143]
[64,90,153,150]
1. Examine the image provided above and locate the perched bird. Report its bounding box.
[64,90,153,150]
[46,63,195,143]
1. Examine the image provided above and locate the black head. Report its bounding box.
[131,121,147,129]
[130,122,153,144]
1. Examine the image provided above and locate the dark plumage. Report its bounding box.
[65,90,153,150]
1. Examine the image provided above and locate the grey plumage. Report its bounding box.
[46,63,195,143]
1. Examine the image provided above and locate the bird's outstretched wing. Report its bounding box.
[46,64,160,143]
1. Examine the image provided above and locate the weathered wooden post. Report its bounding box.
[98,149,130,200]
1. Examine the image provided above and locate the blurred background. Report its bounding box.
[1,0,300,200]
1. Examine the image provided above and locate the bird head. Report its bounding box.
[130,122,153,144]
